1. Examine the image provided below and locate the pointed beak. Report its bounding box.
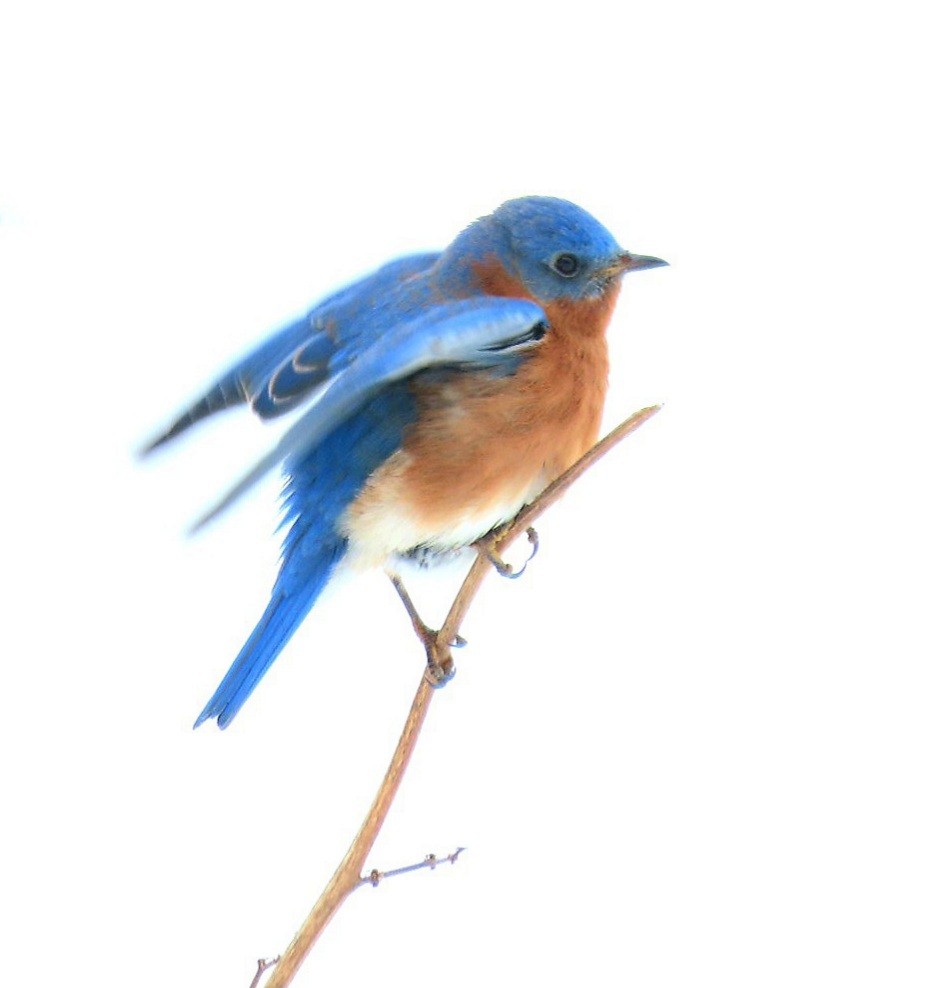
[612,251,669,275]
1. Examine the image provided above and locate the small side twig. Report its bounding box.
[257,404,660,987]
[248,957,280,988]
[261,675,436,987]
[360,847,466,888]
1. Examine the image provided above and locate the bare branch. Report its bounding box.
[259,404,660,987]
[359,847,466,888]
[248,957,280,988]
[263,677,436,988]
[438,403,661,656]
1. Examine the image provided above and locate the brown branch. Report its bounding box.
[262,677,436,988]
[437,403,661,658]
[257,404,660,987]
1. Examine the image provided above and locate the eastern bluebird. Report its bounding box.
[144,196,666,728]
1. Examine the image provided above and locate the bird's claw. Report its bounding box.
[424,653,455,688]
[419,627,466,651]
[481,526,539,579]
[388,574,463,686]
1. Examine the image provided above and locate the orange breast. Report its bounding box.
[397,264,619,529]
[341,262,622,560]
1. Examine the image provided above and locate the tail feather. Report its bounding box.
[194,537,346,729]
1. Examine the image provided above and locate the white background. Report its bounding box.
[2,2,939,985]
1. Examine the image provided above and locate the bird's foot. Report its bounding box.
[388,573,463,687]
[412,619,459,688]
[419,624,463,687]
[424,651,456,688]
[479,526,539,579]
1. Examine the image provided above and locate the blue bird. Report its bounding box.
[144,196,666,728]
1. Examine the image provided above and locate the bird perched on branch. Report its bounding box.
[144,196,666,728]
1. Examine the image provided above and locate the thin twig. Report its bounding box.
[257,404,660,987]
[248,957,280,988]
[262,677,436,988]
[359,847,466,888]
[438,404,661,655]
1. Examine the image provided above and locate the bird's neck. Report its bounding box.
[470,257,621,340]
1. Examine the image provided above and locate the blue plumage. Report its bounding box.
[187,296,546,532]
[141,252,440,450]
[194,384,418,727]
[192,538,344,728]
[144,196,665,728]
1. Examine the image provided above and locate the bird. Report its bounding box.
[143,196,666,728]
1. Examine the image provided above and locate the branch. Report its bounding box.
[256,404,660,987]
[262,677,436,987]
[436,403,661,661]
[248,958,280,988]
[359,847,466,888]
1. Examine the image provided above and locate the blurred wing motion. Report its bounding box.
[189,296,547,531]
[140,253,440,451]
[145,293,549,531]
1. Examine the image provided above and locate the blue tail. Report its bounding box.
[193,382,419,729]
[194,536,346,729]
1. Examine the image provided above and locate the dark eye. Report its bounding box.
[551,252,580,278]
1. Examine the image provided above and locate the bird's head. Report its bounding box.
[484,196,667,303]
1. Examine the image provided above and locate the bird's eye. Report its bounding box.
[550,253,580,278]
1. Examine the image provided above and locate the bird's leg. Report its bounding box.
[387,573,460,686]
[388,572,434,642]
[477,526,539,579]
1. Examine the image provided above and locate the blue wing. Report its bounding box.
[140,252,440,452]
[147,261,548,729]
[189,296,548,531]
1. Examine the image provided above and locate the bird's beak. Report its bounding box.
[611,251,669,276]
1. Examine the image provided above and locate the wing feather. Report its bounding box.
[189,296,547,531]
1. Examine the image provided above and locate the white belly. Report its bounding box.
[339,449,545,570]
